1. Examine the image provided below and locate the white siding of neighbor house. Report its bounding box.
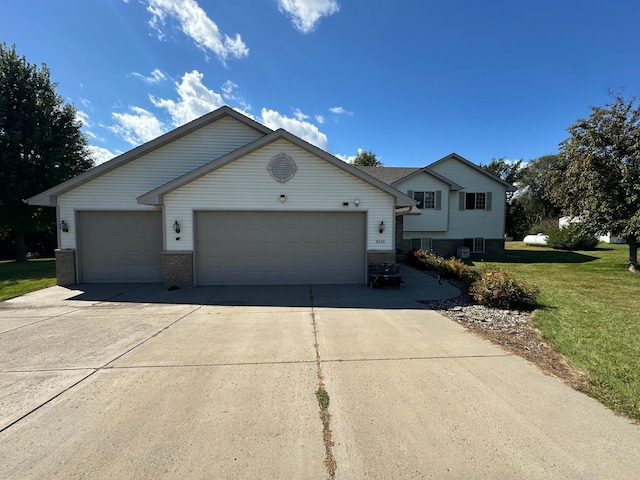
[429,158,507,239]
[394,173,450,233]
[164,139,396,252]
[57,116,265,249]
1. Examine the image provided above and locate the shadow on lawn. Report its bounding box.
[478,249,599,265]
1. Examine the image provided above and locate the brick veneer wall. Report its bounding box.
[431,239,461,258]
[55,249,77,286]
[162,251,194,289]
[367,250,395,265]
[395,216,411,253]
[431,238,505,257]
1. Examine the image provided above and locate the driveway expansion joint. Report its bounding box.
[309,286,337,480]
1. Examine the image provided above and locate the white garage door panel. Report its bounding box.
[196,212,366,286]
[78,211,163,283]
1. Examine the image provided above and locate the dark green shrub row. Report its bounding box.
[469,268,539,310]
[407,250,476,284]
[546,225,599,251]
[408,250,539,310]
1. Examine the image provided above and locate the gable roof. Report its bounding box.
[138,129,417,207]
[355,167,420,185]
[428,153,517,191]
[28,106,272,207]
[357,166,463,190]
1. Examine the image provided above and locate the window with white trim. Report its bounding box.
[466,192,485,210]
[459,191,492,211]
[409,190,441,210]
[464,237,485,253]
[411,238,432,251]
[413,191,435,209]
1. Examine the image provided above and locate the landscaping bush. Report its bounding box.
[469,268,539,310]
[527,217,559,235]
[407,250,476,284]
[546,225,599,251]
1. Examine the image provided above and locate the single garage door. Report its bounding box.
[78,211,163,283]
[196,212,366,285]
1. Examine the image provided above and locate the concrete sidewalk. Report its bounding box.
[1,279,639,479]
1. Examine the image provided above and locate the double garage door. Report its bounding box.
[78,211,163,283]
[77,211,365,285]
[196,212,366,285]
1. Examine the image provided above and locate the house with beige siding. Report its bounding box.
[358,154,516,257]
[28,106,415,288]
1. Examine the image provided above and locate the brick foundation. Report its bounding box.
[431,239,461,258]
[162,251,194,289]
[367,250,395,265]
[55,249,77,286]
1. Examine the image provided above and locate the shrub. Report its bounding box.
[407,250,476,284]
[528,217,559,235]
[546,225,599,251]
[469,268,539,310]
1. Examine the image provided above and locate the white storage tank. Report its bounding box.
[523,233,549,246]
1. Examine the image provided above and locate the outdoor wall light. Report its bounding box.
[60,220,69,233]
[280,194,287,204]
[354,199,360,207]
[379,221,385,233]
[173,220,181,234]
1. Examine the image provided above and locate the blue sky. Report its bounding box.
[3,0,640,166]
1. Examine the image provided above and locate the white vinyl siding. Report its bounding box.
[164,139,395,253]
[57,116,265,249]
[396,173,449,232]
[430,159,506,240]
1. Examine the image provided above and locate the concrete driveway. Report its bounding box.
[1,280,640,479]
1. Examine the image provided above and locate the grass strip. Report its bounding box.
[0,259,56,302]
[481,243,640,422]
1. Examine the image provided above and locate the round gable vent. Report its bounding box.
[268,153,297,183]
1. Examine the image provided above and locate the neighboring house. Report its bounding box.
[357,154,516,257]
[28,106,415,288]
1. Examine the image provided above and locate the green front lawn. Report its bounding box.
[0,259,56,302]
[482,242,640,422]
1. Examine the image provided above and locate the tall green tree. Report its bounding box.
[549,92,640,272]
[518,154,566,224]
[0,44,93,261]
[479,157,525,238]
[352,150,383,166]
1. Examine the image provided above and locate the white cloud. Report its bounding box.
[293,108,309,121]
[76,110,91,127]
[143,0,249,62]
[221,80,251,111]
[151,70,225,127]
[315,114,325,124]
[329,106,353,115]
[88,145,118,165]
[111,107,166,146]
[335,148,362,164]
[132,69,167,84]
[277,0,340,33]
[260,108,329,151]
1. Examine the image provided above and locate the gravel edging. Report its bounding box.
[420,279,588,391]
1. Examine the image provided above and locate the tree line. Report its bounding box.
[1,43,639,270]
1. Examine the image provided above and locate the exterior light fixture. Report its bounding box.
[280,195,287,204]
[173,221,181,234]
[354,199,360,207]
[379,221,385,233]
[60,220,69,233]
